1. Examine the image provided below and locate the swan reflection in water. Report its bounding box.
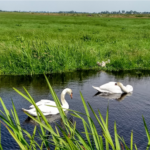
[93,92,132,101]
[23,111,74,126]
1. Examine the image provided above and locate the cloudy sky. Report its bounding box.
[0,1,150,13]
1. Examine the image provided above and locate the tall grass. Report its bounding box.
[1,12,150,74]
[0,75,149,149]
[0,40,97,75]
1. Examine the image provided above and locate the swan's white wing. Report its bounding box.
[93,82,123,93]
[92,86,111,93]
[23,104,59,116]
[40,99,55,103]
[22,108,37,116]
[100,82,123,93]
[37,105,52,112]
[41,100,56,106]
[29,99,56,108]
[38,105,59,115]
[29,101,43,108]
[23,108,50,117]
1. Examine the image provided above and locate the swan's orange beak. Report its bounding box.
[70,93,73,99]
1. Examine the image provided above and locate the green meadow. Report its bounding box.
[1,12,150,75]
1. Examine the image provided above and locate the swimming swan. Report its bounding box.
[22,88,73,116]
[92,82,133,94]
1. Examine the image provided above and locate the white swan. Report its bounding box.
[92,82,133,94]
[22,88,73,116]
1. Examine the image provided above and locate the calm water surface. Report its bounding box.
[0,70,150,149]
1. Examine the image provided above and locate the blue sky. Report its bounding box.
[0,1,150,13]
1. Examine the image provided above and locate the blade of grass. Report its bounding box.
[130,130,133,150]
[143,116,150,143]
[114,122,121,150]
[44,74,68,125]
[0,121,26,150]
[29,126,37,150]
[88,102,115,149]
[12,101,23,138]
[56,125,78,150]
[62,122,92,150]
[118,135,130,150]
[134,143,138,150]
[100,136,104,150]
[80,92,100,149]
[71,112,91,147]
[0,123,2,150]
[106,105,109,150]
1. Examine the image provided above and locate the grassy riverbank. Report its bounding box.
[1,12,150,75]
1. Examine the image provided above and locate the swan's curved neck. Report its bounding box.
[117,83,129,93]
[60,89,69,106]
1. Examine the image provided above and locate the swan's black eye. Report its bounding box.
[115,83,117,85]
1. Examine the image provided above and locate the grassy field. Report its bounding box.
[1,12,150,75]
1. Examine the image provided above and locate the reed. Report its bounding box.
[0,75,149,149]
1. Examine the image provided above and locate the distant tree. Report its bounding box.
[122,10,125,14]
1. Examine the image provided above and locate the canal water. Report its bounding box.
[0,70,150,149]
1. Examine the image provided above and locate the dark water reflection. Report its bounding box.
[0,70,150,149]
[93,92,132,101]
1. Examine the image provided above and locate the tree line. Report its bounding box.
[0,10,150,14]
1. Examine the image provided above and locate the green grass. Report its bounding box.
[0,74,150,150]
[1,12,150,74]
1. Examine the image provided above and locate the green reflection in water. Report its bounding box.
[0,70,150,89]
